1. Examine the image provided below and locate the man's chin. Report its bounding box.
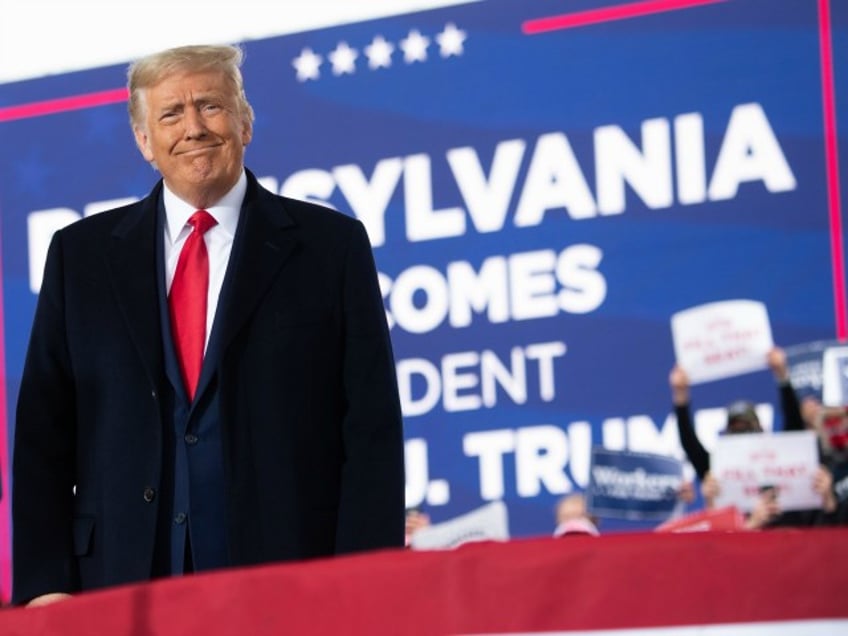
[165,167,237,206]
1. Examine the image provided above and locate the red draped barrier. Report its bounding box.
[1,527,846,635]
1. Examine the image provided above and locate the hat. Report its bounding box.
[726,400,759,429]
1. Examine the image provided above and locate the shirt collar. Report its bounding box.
[163,170,247,244]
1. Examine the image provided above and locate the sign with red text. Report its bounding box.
[671,300,774,385]
[711,430,820,513]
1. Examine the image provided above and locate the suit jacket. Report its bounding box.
[12,170,405,604]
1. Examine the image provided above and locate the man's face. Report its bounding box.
[133,70,252,208]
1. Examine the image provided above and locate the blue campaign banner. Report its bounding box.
[586,447,684,521]
[1,0,847,593]
[785,339,843,400]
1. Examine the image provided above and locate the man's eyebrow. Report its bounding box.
[194,92,226,103]
[156,99,184,113]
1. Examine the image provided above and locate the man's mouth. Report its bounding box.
[178,144,221,156]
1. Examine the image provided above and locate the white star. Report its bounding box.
[328,41,358,75]
[292,48,322,81]
[400,29,430,64]
[292,48,323,82]
[365,35,394,69]
[436,23,467,58]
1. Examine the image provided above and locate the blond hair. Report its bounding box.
[127,44,255,128]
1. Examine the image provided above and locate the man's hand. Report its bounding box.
[745,488,781,530]
[669,365,690,406]
[405,509,431,547]
[26,593,73,608]
[767,347,790,383]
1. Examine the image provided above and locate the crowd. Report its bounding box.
[669,346,846,530]
[403,346,848,547]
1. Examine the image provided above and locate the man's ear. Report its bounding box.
[241,117,253,146]
[133,126,155,162]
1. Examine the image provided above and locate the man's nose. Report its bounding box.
[183,107,208,138]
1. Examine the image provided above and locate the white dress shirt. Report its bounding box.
[163,170,246,352]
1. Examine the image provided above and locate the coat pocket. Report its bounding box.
[73,516,95,556]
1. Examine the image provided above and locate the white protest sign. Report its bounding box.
[711,430,820,513]
[410,501,509,550]
[671,299,774,384]
[822,345,848,407]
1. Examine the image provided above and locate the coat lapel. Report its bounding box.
[105,186,166,390]
[195,173,298,398]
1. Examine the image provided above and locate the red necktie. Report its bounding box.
[169,210,218,400]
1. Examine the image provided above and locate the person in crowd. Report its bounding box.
[12,44,405,607]
[699,464,836,529]
[669,346,804,482]
[792,374,848,525]
[553,493,600,537]
[812,405,848,524]
[827,461,848,524]
[669,346,835,529]
[800,393,825,429]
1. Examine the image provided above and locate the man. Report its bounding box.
[12,44,405,606]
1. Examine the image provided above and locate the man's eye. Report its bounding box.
[203,104,221,113]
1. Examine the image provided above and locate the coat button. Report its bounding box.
[174,512,187,525]
[143,487,156,503]
[184,434,198,445]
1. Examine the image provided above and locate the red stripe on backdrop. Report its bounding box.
[0,217,11,604]
[521,0,727,34]
[818,0,848,340]
[0,87,128,123]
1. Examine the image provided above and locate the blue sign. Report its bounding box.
[785,339,842,400]
[587,448,684,521]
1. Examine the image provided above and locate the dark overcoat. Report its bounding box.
[12,170,405,604]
